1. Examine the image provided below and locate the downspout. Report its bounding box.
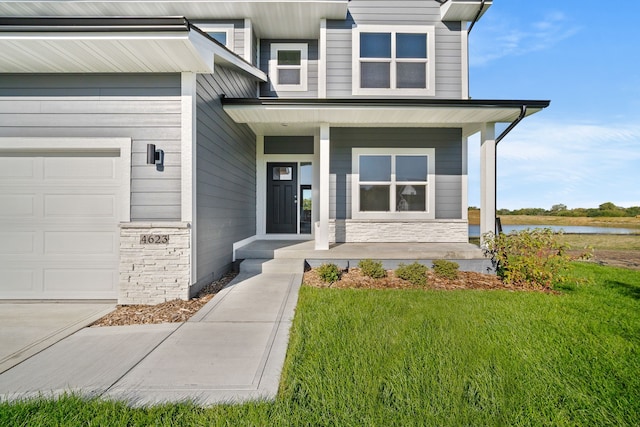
[467,0,486,34]
[493,105,528,232]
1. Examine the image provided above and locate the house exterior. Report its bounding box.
[0,1,549,304]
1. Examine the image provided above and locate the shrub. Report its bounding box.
[395,262,428,286]
[358,259,386,279]
[432,260,459,279]
[483,228,571,289]
[317,263,341,284]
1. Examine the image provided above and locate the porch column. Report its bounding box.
[480,123,496,244]
[316,124,330,250]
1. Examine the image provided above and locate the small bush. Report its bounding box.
[317,263,341,284]
[432,260,459,279]
[483,228,571,289]
[395,262,428,286]
[358,259,386,279]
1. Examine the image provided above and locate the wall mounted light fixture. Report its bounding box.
[146,143,164,171]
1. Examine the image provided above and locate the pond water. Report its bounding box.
[468,224,640,238]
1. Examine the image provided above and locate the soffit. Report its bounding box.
[440,0,493,22]
[0,25,266,78]
[0,1,350,38]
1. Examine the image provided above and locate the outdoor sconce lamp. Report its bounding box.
[146,143,164,171]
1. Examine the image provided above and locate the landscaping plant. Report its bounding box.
[432,259,459,279]
[483,228,571,289]
[394,262,428,286]
[316,263,341,284]
[357,259,386,279]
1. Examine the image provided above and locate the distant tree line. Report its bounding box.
[488,202,640,217]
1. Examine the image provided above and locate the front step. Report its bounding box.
[240,258,305,275]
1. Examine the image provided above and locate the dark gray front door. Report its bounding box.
[267,162,298,234]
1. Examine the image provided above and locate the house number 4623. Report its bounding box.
[140,234,170,244]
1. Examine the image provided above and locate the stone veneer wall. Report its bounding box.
[119,222,191,305]
[330,220,468,243]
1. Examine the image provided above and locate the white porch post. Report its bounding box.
[316,124,330,250]
[480,123,496,244]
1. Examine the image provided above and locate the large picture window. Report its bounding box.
[353,25,435,96]
[269,43,308,92]
[352,148,435,219]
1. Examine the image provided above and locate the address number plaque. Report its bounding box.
[140,234,170,244]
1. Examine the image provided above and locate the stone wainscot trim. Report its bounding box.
[119,222,191,305]
[330,219,469,243]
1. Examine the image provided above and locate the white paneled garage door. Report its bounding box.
[0,138,130,299]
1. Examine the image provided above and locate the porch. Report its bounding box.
[235,240,493,273]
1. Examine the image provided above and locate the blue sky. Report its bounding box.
[467,0,640,210]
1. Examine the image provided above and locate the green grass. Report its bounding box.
[2,263,639,426]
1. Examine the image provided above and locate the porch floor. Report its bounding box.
[236,240,492,273]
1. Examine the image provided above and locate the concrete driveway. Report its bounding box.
[0,302,115,373]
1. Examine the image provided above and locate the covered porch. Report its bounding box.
[223,98,550,250]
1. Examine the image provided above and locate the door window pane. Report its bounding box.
[396,33,427,58]
[272,166,292,181]
[396,156,428,181]
[397,62,426,88]
[361,62,391,88]
[360,33,391,58]
[396,185,426,211]
[360,185,390,211]
[278,69,301,85]
[360,155,391,181]
[278,50,301,65]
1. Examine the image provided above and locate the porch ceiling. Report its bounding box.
[0,1,350,38]
[222,98,550,137]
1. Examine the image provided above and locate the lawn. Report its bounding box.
[1,263,638,426]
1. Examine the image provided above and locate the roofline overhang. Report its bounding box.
[221,98,550,138]
[222,98,550,109]
[0,1,350,39]
[0,16,267,79]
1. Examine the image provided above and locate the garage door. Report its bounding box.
[0,148,125,299]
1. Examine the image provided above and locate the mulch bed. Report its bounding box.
[90,271,237,327]
[304,267,553,293]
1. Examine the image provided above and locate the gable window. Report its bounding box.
[352,148,435,219]
[269,43,308,92]
[194,23,235,51]
[353,25,435,96]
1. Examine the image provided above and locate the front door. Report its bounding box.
[267,162,298,233]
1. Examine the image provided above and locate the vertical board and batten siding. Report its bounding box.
[327,0,462,99]
[259,39,319,98]
[0,73,182,221]
[195,66,257,287]
[330,127,462,220]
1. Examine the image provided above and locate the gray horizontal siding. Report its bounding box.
[0,73,182,221]
[327,0,462,98]
[330,127,463,220]
[264,136,314,154]
[195,65,257,288]
[259,39,319,98]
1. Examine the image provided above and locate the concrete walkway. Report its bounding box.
[0,267,303,406]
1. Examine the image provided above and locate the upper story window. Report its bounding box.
[352,148,436,220]
[353,25,435,96]
[194,23,235,51]
[269,43,308,92]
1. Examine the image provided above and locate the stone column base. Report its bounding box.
[119,222,191,305]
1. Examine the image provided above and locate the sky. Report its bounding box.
[466,0,640,210]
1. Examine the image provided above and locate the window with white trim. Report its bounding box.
[352,148,436,219]
[269,43,308,92]
[194,23,235,51]
[353,25,435,96]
